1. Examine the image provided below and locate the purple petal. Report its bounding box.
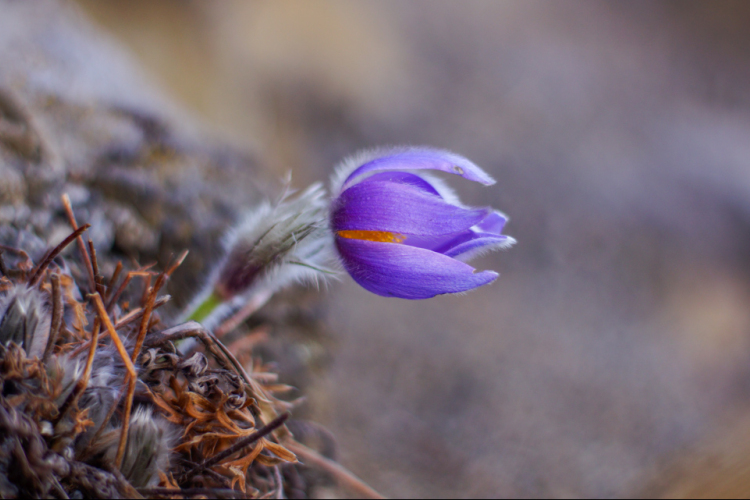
[333,180,490,236]
[435,210,513,260]
[476,211,508,233]
[404,210,509,252]
[363,171,442,197]
[335,237,498,299]
[404,229,512,260]
[342,148,495,191]
[440,232,514,260]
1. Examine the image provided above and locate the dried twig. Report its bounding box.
[177,458,232,488]
[90,292,138,469]
[42,274,63,362]
[140,277,152,309]
[184,412,290,480]
[87,239,106,297]
[117,376,137,469]
[90,293,137,377]
[61,194,96,292]
[55,318,101,425]
[132,250,187,365]
[106,270,153,312]
[28,224,90,286]
[114,296,171,331]
[284,440,386,500]
[105,261,123,302]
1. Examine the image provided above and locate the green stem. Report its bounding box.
[187,292,223,323]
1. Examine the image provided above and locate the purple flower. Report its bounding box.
[330,147,515,299]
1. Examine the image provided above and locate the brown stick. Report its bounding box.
[55,318,101,425]
[42,274,63,362]
[106,261,123,302]
[184,412,290,480]
[87,239,106,297]
[27,224,90,286]
[116,376,137,470]
[140,277,152,309]
[91,294,137,377]
[87,240,99,280]
[106,270,153,312]
[90,293,138,470]
[61,194,96,292]
[130,251,187,364]
[114,296,170,331]
[284,440,386,499]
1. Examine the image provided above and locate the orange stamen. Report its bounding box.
[337,230,406,244]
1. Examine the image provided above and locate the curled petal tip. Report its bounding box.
[336,146,496,193]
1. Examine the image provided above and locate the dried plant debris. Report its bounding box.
[0,204,376,499]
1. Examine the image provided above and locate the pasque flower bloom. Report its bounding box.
[330,147,515,299]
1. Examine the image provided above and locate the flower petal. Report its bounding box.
[363,171,442,196]
[433,210,515,260]
[476,211,508,233]
[403,229,514,261]
[333,179,490,236]
[341,148,495,191]
[440,232,516,261]
[335,237,498,299]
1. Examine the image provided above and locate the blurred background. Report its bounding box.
[11,0,750,497]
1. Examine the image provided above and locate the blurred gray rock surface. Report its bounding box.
[0,0,271,307]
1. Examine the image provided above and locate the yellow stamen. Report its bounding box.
[337,230,406,243]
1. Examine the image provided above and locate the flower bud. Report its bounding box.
[329,147,515,299]
[185,183,335,326]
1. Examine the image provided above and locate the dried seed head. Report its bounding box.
[110,406,175,488]
[74,353,123,453]
[47,353,83,408]
[0,284,50,358]
[47,346,127,456]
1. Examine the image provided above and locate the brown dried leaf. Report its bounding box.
[262,440,298,463]
[224,440,263,474]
